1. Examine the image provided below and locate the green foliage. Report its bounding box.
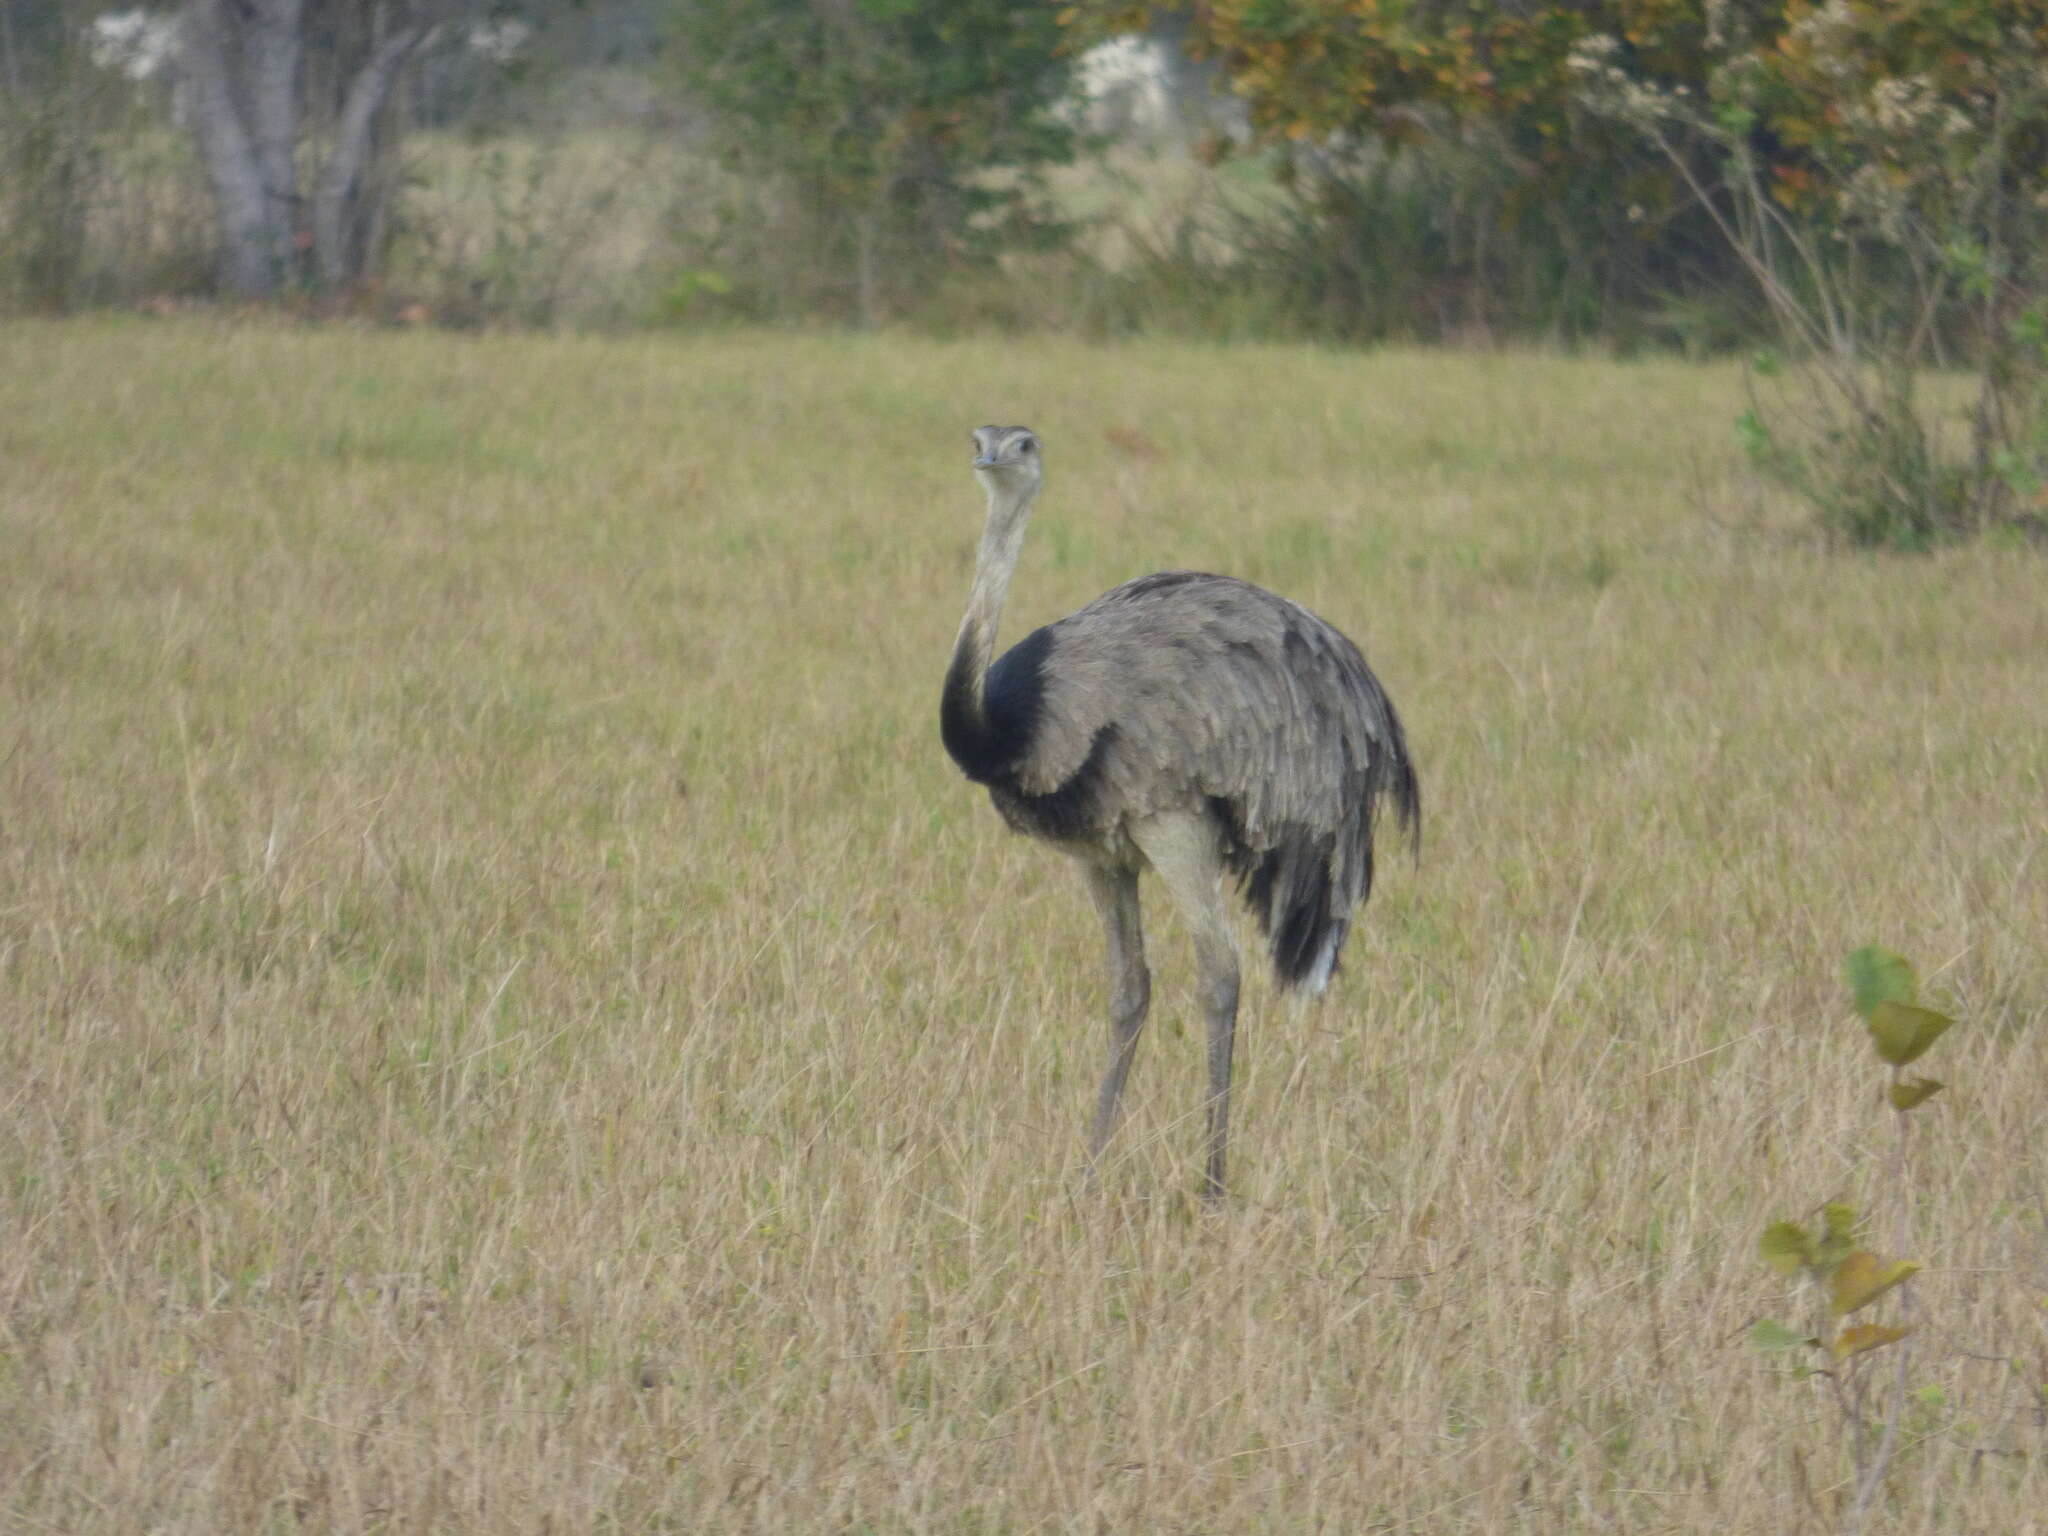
[1888,1077,1945,1112]
[1759,1201,1860,1278]
[1069,1,1762,348]
[1568,4,2048,546]
[1844,947,1957,1069]
[669,0,1077,326]
[0,17,209,314]
[1749,1317,1812,1352]
[1071,3,2048,533]
[1834,1323,1913,1362]
[1757,1221,1810,1278]
[1830,1252,1919,1318]
[1073,0,1703,147]
[1753,1198,1926,1397]
[0,91,94,311]
[1733,378,1988,550]
[1846,946,1918,1020]
[1750,945,1961,1524]
[1867,1002,1954,1069]
[651,266,734,325]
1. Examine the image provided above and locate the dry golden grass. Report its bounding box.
[2,319,2044,1531]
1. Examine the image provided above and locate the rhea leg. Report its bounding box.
[1082,860,1149,1173]
[1131,812,1240,1201]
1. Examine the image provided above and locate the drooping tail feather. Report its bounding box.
[1243,833,1344,993]
[1231,726,1420,995]
[1379,706,1423,868]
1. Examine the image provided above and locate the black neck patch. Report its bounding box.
[941,624,1054,784]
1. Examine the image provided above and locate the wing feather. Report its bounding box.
[1008,571,1417,900]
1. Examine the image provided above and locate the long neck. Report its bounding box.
[940,479,1035,779]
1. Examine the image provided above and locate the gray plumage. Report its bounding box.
[940,425,1418,1199]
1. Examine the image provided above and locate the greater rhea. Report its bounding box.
[940,425,1419,1199]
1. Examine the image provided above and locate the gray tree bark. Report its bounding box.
[182,0,448,299]
[184,0,286,294]
[1,1,22,97]
[312,23,434,289]
[245,0,305,285]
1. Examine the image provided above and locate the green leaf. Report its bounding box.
[1846,946,1916,1020]
[1888,1076,1945,1112]
[1992,445,2042,499]
[1750,1318,1813,1352]
[1760,1221,1812,1276]
[1815,1203,1859,1266]
[1831,1251,1920,1316]
[1716,101,1758,136]
[1734,408,1772,460]
[1942,238,1994,299]
[1833,1322,1913,1360]
[1867,1000,1954,1067]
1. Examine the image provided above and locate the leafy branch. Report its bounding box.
[1751,946,1956,1532]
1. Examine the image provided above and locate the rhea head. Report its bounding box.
[971,425,1043,500]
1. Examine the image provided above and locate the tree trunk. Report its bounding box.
[852,201,881,330]
[312,24,431,290]
[183,0,283,294]
[2,1,21,97]
[245,0,305,285]
[183,1,445,300]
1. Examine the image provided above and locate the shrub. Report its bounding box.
[668,0,1077,328]
[1570,8,2048,546]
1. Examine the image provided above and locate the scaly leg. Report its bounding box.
[1131,812,1240,1202]
[1082,860,1149,1177]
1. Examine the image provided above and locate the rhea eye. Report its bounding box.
[1019,438,1036,454]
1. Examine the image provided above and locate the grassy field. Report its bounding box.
[2,319,2044,1530]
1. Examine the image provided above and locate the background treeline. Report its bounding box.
[0,1,2039,346]
[4,1,2047,540]
[0,0,1091,330]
